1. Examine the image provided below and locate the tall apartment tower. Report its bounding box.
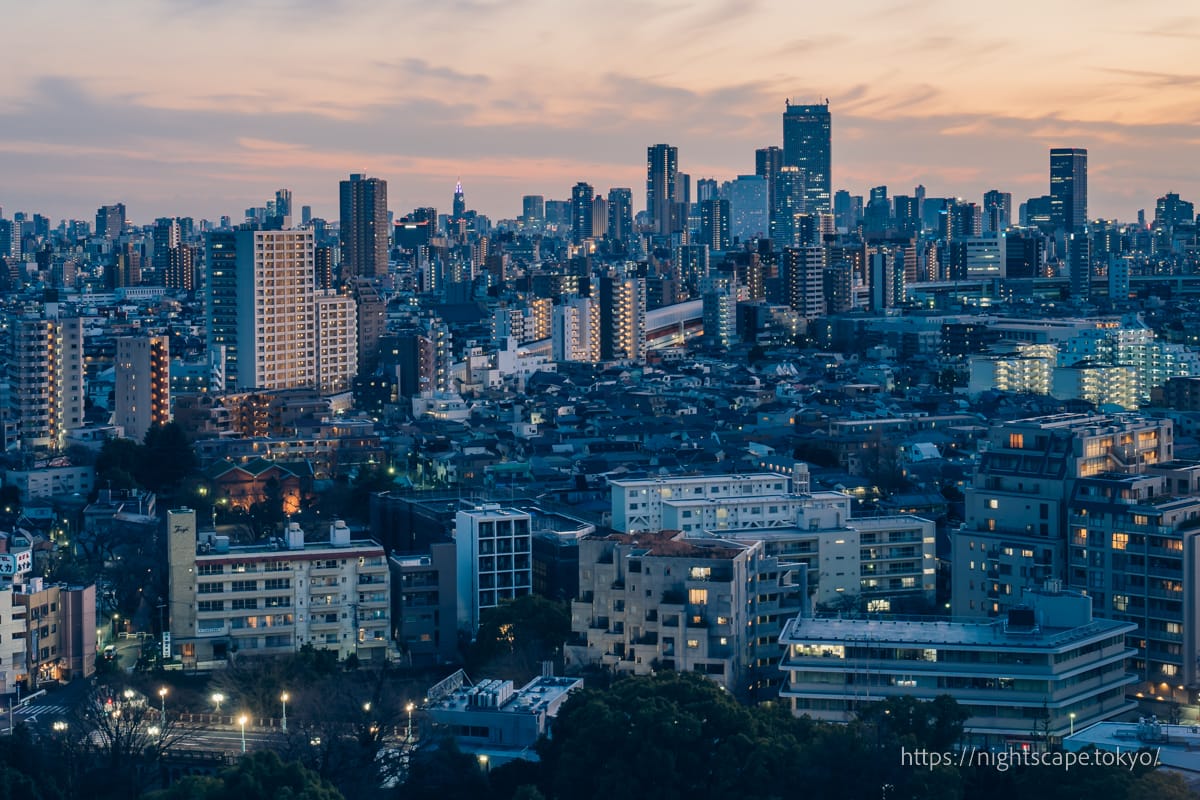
[314,291,358,395]
[781,246,827,321]
[599,273,647,362]
[1050,148,1088,233]
[782,101,832,214]
[522,195,545,229]
[114,335,171,443]
[552,297,600,363]
[646,144,679,236]
[570,182,594,244]
[206,228,318,391]
[982,189,1012,233]
[8,313,84,451]
[152,217,181,280]
[606,188,634,246]
[755,146,783,234]
[455,505,533,635]
[339,174,389,278]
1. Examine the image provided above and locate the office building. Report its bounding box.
[339,174,389,278]
[983,189,1012,233]
[727,175,770,242]
[780,586,1136,748]
[114,335,171,443]
[167,509,392,667]
[782,101,831,213]
[522,195,545,229]
[14,578,96,687]
[95,203,126,238]
[781,246,826,321]
[1050,148,1088,233]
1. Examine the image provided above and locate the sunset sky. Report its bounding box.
[3,0,1199,224]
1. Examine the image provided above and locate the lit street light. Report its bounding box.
[52,721,68,733]
[281,692,290,733]
[405,702,415,742]
[1069,712,1076,736]
[158,687,168,726]
[478,754,489,774]
[239,714,248,753]
[212,693,225,713]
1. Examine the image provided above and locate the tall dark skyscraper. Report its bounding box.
[453,180,466,219]
[782,101,831,214]
[982,189,1012,233]
[522,195,545,228]
[606,188,634,246]
[1049,148,1088,233]
[570,182,595,244]
[700,198,730,251]
[646,144,679,236]
[339,173,389,278]
[755,146,783,238]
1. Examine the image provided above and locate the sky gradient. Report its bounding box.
[3,0,1199,225]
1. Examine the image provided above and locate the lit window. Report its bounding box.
[1112,533,1128,551]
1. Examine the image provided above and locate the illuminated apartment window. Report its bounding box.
[987,499,999,510]
[1112,532,1128,550]
[688,588,708,605]
[1008,433,1024,449]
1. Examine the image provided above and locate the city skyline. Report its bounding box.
[3,1,1200,222]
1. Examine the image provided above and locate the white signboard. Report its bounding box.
[161,631,171,659]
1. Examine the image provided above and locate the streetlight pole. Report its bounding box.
[158,687,168,727]
[239,714,248,753]
[1069,712,1076,736]
[212,693,224,714]
[281,692,289,733]
[405,702,415,743]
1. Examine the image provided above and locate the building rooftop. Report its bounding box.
[780,614,1135,651]
[427,675,583,716]
[1065,719,1200,773]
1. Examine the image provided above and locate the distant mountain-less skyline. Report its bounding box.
[3,1,1199,224]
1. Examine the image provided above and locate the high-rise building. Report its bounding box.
[599,273,647,362]
[114,335,171,443]
[7,312,84,451]
[95,203,126,238]
[522,195,545,229]
[152,217,180,280]
[782,101,831,214]
[755,146,783,236]
[314,291,358,395]
[339,174,389,278]
[647,144,679,236]
[606,188,634,246]
[165,243,196,292]
[452,180,466,219]
[982,189,1012,233]
[727,175,770,242]
[773,166,806,247]
[206,228,318,391]
[700,199,730,251]
[1050,148,1088,233]
[781,246,826,321]
[1154,192,1195,229]
[570,182,594,244]
[1067,231,1091,300]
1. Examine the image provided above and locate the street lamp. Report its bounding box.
[52,721,68,733]
[158,687,168,726]
[1069,712,1076,736]
[477,754,489,774]
[405,702,415,742]
[238,714,248,753]
[212,692,225,713]
[281,692,289,733]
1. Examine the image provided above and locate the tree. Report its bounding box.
[858,695,969,753]
[140,423,199,493]
[148,751,343,800]
[401,736,490,800]
[466,595,571,684]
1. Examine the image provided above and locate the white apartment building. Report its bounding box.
[234,228,318,391]
[610,474,793,533]
[167,509,392,667]
[455,506,533,635]
[314,290,359,395]
[551,297,599,363]
[0,588,27,694]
